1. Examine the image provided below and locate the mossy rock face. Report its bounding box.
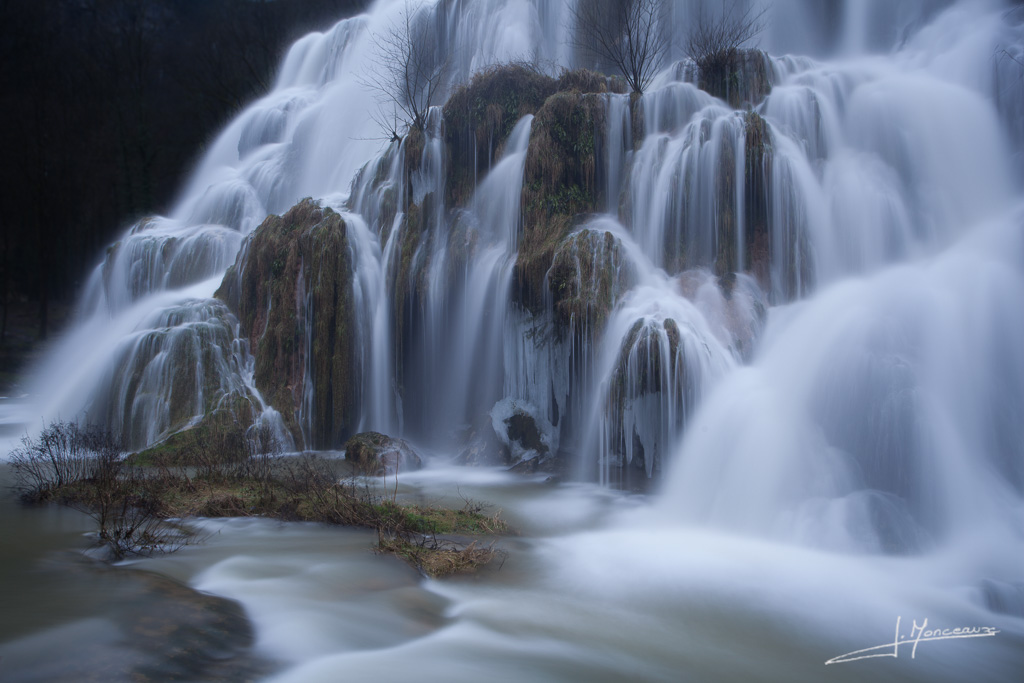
[704,109,807,303]
[547,229,636,337]
[556,68,625,95]
[389,194,434,402]
[696,49,774,110]
[443,66,616,209]
[515,92,608,315]
[344,431,423,476]
[737,110,813,301]
[132,400,254,466]
[443,64,559,208]
[216,198,358,449]
[742,110,771,285]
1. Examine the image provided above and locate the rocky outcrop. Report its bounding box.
[443,66,619,209]
[547,228,636,336]
[692,49,774,110]
[515,92,607,314]
[216,199,358,449]
[344,431,422,476]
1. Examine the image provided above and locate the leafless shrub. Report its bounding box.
[686,1,769,85]
[9,420,95,498]
[8,420,191,559]
[570,0,669,94]
[362,1,451,139]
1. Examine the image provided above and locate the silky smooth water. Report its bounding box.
[3,0,1024,680]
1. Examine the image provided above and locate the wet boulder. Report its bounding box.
[515,91,607,314]
[217,198,359,448]
[604,317,693,478]
[547,227,636,336]
[344,431,422,476]
[489,398,558,469]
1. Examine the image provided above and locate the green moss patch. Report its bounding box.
[515,92,607,314]
[216,198,358,448]
[547,229,635,335]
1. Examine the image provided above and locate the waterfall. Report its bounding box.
[7,0,1022,565]
[3,1,1023,678]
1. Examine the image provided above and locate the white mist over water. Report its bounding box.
[4,0,1024,679]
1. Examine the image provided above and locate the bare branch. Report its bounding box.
[686,1,770,76]
[570,0,668,94]
[361,2,451,135]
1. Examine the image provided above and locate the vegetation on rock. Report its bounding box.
[443,64,558,208]
[686,2,772,108]
[547,229,636,335]
[11,420,511,578]
[570,0,669,94]
[516,92,607,314]
[217,199,358,449]
[344,431,423,476]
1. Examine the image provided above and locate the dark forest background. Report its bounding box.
[0,0,366,372]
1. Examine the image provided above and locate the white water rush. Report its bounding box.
[4,0,1024,681]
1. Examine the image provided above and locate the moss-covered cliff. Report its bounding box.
[515,92,608,314]
[217,199,358,448]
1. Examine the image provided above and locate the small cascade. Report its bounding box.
[91,218,243,315]
[604,93,632,214]
[86,297,251,450]
[660,209,1024,555]
[410,115,534,443]
[569,221,738,484]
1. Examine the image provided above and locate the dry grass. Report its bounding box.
[378,537,504,578]
[11,422,513,575]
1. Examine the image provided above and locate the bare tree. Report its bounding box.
[570,0,668,95]
[364,2,450,138]
[686,1,770,85]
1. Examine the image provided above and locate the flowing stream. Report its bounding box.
[3,0,1024,680]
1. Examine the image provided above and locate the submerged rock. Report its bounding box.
[0,554,269,682]
[217,198,359,449]
[344,431,423,476]
[489,398,558,468]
